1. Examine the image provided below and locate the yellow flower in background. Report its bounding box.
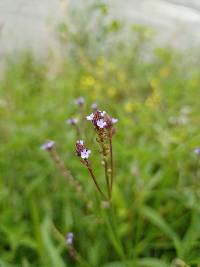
[124,102,134,113]
[150,78,160,89]
[96,68,104,78]
[96,57,105,67]
[124,101,141,114]
[81,76,96,89]
[107,87,117,98]
[117,71,125,82]
[145,89,161,108]
[159,67,170,78]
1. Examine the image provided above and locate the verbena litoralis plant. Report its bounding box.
[42,97,118,203]
[76,109,118,201]
[41,98,125,264]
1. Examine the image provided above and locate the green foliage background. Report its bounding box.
[1,2,200,267]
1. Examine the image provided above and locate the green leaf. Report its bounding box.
[182,209,200,259]
[138,258,170,267]
[101,262,126,267]
[140,206,181,256]
[101,258,170,267]
[0,259,16,267]
[146,171,163,190]
[41,216,66,267]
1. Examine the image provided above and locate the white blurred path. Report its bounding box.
[0,0,200,56]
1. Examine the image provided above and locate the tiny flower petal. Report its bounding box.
[41,141,55,151]
[81,149,91,159]
[77,140,84,145]
[66,232,74,246]
[194,148,200,155]
[66,118,79,125]
[86,113,94,121]
[111,118,118,124]
[97,119,107,128]
[101,111,106,116]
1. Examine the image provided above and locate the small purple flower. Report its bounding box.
[66,118,79,125]
[41,141,55,151]
[97,119,107,129]
[194,147,200,156]
[86,113,94,121]
[66,232,74,246]
[81,149,91,159]
[76,140,91,160]
[74,97,85,106]
[91,103,98,110]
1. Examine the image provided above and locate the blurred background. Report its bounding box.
[1,1,200,267]
[1,0,200,56]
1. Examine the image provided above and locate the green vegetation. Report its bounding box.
[1,3,200,267]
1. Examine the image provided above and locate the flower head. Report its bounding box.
[194,147,200,156]
[97,119,107,129]
[66,232,74,246]
[86,110,107,128]
[76,140,91,160]
[86,109,118,133]
[66,118,79,125]
[74,97,85,106]
[41,141,55,151]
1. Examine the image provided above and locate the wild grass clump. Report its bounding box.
[1,2,200,267]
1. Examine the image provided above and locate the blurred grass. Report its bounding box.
[1,2,200,267]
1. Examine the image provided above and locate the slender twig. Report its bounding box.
[104,158,111,200]
[109,137,113,194]
[86,162,107,200]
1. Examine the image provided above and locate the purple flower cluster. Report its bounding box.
[42,98,118,201]
[86,110,118,130]
[75,140,91,160]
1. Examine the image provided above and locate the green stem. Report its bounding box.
[87,163,107,200]
[104,158,111,200]
[109,138,113,195]
[96,129,111,200]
